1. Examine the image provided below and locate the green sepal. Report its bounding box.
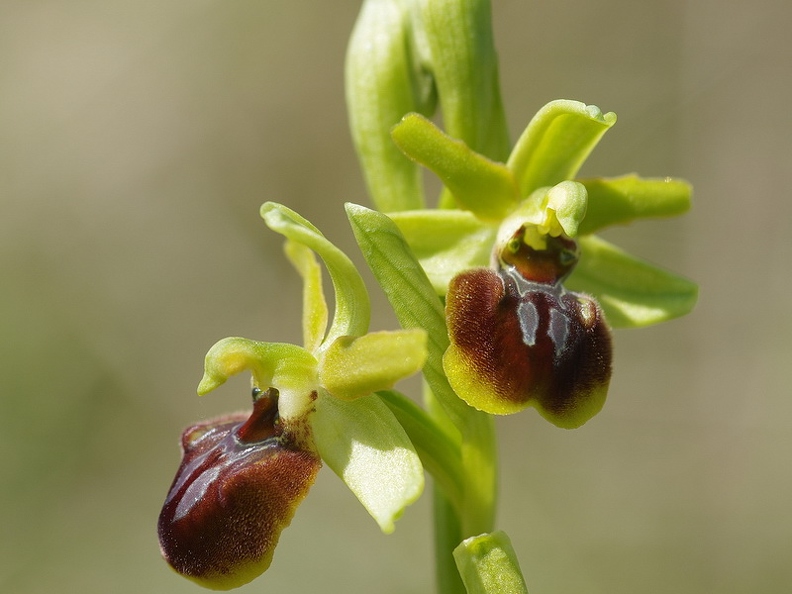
[507,100,617,197]
[453,531,529,594]
[197,337,319,422]
[569,235,698,327]
[284,240,328,353]
[388,209,495,294]
[319,329,428,401]
[312,390,424,534]
[578,175,692,235]
[345,203,471,429]
[261,202,371,348]
[345,0,432,212]
[391,113,518,221]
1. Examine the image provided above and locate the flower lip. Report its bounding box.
[158,391,321,590]
[443,265,612,426]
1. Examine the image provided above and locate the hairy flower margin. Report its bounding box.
[158,203,428,590]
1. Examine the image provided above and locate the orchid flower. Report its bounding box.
[365,101,696,427]
[158,203,427,590]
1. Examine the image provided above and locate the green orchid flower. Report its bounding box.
[158,203,427,590]
[388,101,697,327]
[362,100,697,427]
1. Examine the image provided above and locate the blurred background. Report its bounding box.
[1,0,790,592]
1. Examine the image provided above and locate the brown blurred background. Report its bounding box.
[1,0,790,592]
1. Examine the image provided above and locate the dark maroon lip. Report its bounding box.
[446,236,612,425]
[157,387,321,588]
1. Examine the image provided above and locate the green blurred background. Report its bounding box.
[2,0,790,592]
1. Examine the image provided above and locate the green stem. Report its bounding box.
[426,387,497,594]
[381,387,495,593]
[459,412,497,537]
[434,487,466,594]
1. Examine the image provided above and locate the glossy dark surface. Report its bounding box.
[447,225,612,426]
[158,390,320,589]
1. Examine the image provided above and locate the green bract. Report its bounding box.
[387,103,698,328]
[346,0,509,212]
[453,531,529,594]
[347,204,497,538]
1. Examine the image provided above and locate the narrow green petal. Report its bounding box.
[388,209,495,294]
[197,337,318,422]
[507,100,617,197]
[312,391,424,534]
[345,0,432,211]
[319,329,428,401]
[391,113,519,221]
[578,175,692,235]
[345,203,471,429]
[453,531,529,594]
[284,240,328,353]
[261,202,371,348]
[569,235,698,328]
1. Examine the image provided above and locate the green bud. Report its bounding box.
[345,0,509,210]
[453,531,529,594]
[345,0,432,211]
[416,0,509,162]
